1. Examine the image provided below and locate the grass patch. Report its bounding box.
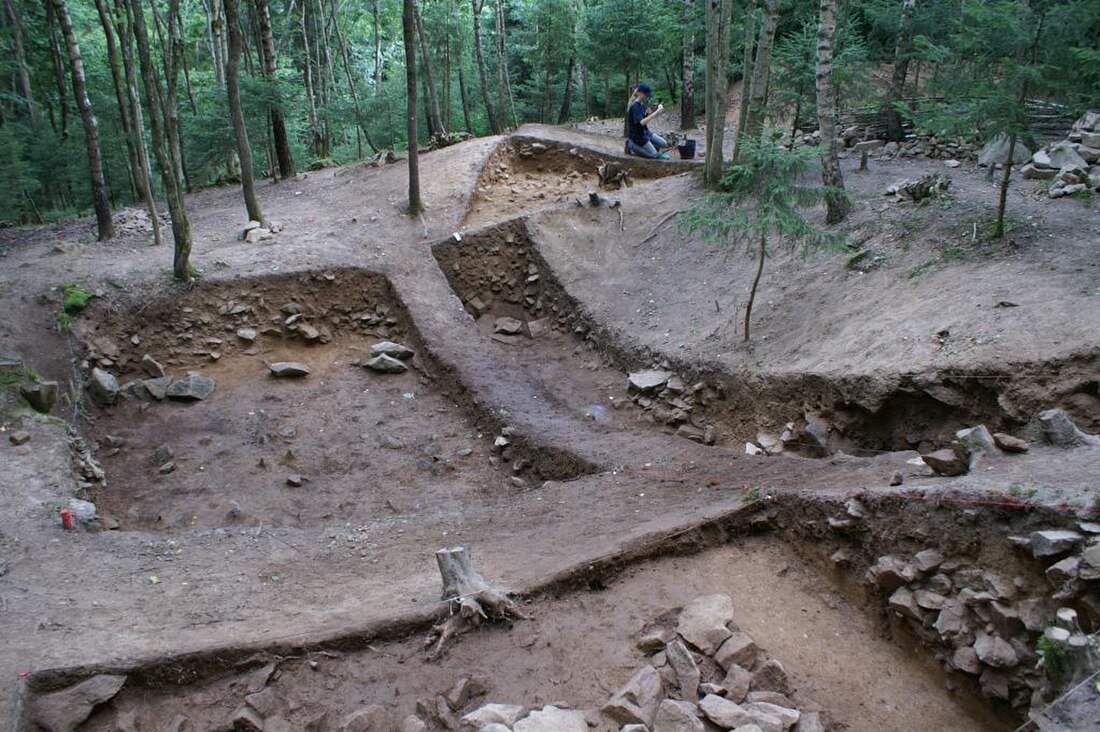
[0,364,39,418]
[61,283,91,314]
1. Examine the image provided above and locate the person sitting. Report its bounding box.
[626,83,670,159]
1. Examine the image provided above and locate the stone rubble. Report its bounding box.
[1025,111,1100,197]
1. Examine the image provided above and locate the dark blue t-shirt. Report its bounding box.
[628,100,649,145]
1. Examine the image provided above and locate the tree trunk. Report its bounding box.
[744,229,766,341]
[680,0,695,129]
[253,0,295,177]
[207,0,227,87]
[223,0,264,223]
[732,5,755,161]
[300,3,323,157]
[415,5,445,137]
[114,0,162,247]
[127,0,192,279]
[4,0,36,123]
[45,2,69,136]
[403,0,424,214]
[51,0,114,240]
[884,0,917,142]
[493,0,516,128]
[458,63,474,134]
[744,0,778,142]
[557,55,576,124]
[93,0,145,202]
[373,0,383,90]
[704,0,732,186]
[815,0,850,224]
[471,0,500,133]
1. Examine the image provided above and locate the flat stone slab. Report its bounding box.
[369,341,415,360]
[165,372,215,401]
[268,362,311,377]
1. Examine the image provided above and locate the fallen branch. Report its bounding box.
[636,208,688,246]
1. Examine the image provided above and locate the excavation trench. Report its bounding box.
[76,268,593,532]
[24,493,1087,732]
[434,217,1100,456]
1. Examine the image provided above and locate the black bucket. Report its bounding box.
[678,139,696,159]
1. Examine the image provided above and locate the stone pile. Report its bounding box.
[744,413,830,458]
[600,593,826,731]
[919,423,1032,477]
[626,368,720,445]
[868,521,1100,712]
[1019,110,1100,197]
[791,126,981,162]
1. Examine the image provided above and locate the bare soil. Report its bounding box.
[1,121,1098,731]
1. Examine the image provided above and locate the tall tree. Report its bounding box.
[732,5,756,162]
[254,0,295,178]
[223,0,264,223]
[494,0,517,128]
[50,0,114,240]
[704,0,733,186]
[471,0,501,133]
[127,0,193,280]
[93,0,144,201]
[884,0,917,142]
[4,0,36,123]
[743,0,779,142]
[814,0,850,224]
[416,4,446,137]
[681,0,696,129]
[404,0,424,214]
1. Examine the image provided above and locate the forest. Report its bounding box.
[1,0,1098,261]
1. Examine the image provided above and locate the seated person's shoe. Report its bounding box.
[657,153,671,160]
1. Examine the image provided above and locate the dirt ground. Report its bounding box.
[1,118,1098,731]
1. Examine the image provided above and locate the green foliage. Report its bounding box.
[61,283,91,314]
[682,140,846,254]
[1037,633,1070,686]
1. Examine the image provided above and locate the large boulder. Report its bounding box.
[921,447,968,476]
[269,362,311,377]
[677,594,735,654]
[1046,141,1089,169]
[666,640,701,700]
[460,703,525,730]
[603,665,664,726]
[21,380,58,413]
[29,674,127,732]
[977,133,1030,167]
[629,370,674,394]
[513,706,586,732]
[166,372,215,401]
[699,695,753,728]
[369,341,415,360]
[652,699,704,732]
[88,367,120,405]
[364,354,408,374]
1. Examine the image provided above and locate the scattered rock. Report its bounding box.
[603,665,663,726]
[973,633,1019,669]
[493,316,525,335]
[461,703,525,730]
[287,474,303,487]
[955,425,998,465]
[165,372,215,401]
[715,632,758,671]
[722,665,753,703]
[365,354,409,374]
[20,380,58,413]
[866,555,918,590]
[9,430,30,445]
[142,376,171,401]
[400,716,428,732]
[993,433,1029,453]
[921,447,968,476]
[339,704,392,732]
[1029,529,1084,557]
[677,593,735,655]
[525,318,552,338]
[888,587,922,620]
[298,323,322,342]
[978,134,1031,167]
[513,706,586,732]
[913,549,945,573]
[666,640,701,700]
[245,227,273,243]
[158,461,176,475]
[628,370,674,394]
[269,362,311,377]
[952,646,982,674]
[232,706,265,731]
[370,341,415,360]
[88,367,120,405]
[29,674,127,732]
[699,694,752,728]
[652,699,704,732]
[236,328,258,342]
[1038,409,1100,447]
[751,660,792,696]
[744,702,800,730]
[141,354,166,378]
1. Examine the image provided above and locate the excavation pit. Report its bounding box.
[76,269,528,532]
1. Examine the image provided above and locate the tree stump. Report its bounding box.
[425,547,525,660]
[598,162,633,190]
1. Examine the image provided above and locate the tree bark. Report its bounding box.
[415,5,446,137]
[114,0,162,247]
[732,5,755,162]
[403,0,424,214]
[458,63,475,133]
[223,0,264,223]
[744,0,778,142]
[884,0,917,142]
[373,0,383,91]
[471,0,500,133]
[493,0,516,128]
[127,0,193,279]
[744,229,766,341]
[51,0,114,240]
[557,55,576,124]
[300,1,323,157]
[45,2,69,136]
[680,0,695,129]
[815,0,850,223]
[704,0,732,186]
[426,547,524,659]
[94,0,145,202]
[254,0,295,177]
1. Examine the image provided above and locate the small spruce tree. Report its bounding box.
[682,139,846,342]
